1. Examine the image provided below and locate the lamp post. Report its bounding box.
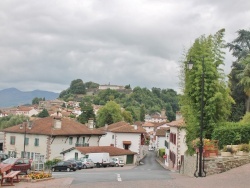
[23,121,28,158]
[188,56,206,177]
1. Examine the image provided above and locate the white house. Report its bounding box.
[2,117,105,160]
[155,127,170,150]
[165,118,187,170]
[60,146,136,164]
[10,106,39,117]
[98,121,147,160]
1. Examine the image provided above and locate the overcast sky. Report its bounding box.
[0,0,249,93]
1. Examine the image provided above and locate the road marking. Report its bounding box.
[116,173,122,182]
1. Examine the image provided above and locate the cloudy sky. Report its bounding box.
[0,0,249,93]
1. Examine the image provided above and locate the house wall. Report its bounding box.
[169,127,178,169]
[156,136,165,149]
[4,132,101,160]
[4,132,47,159]
[51,135,100,159]
[115,133,140,154]
[99,132,115,146]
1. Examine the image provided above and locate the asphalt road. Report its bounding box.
[51,150,171,185]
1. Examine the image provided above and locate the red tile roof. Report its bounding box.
[155,127,170,136]
[61,146,136,156]
[167,118,185,127]
[98,121,146,134]
[3,117,105,136]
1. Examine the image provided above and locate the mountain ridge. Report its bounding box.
[0,88,59,108]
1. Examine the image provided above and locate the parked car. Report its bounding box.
[66,159,83,170]
[1,158,31,174]
[111,158,124,167]
[80,158,94,169]
[109,159,116,167]
[51,161,77,172]
[0,153,9,162]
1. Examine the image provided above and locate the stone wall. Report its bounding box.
[180,154,250,177]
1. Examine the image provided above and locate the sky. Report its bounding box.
[0,0,249,94]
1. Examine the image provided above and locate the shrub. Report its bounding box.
[212,122,250,148]
[158,148,165,158]
[238,144,250,152]
[222,146,235,154]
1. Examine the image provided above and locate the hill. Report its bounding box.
[0,88,59,108]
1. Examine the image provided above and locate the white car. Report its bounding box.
[111,158,124,167]
[80,158,95,169]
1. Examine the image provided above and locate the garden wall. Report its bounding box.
[180,155,250,177]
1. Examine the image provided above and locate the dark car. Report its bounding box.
[1,158,31,174]
[66,159,83,170]
[51,161,77,172]
[0,153,9,162]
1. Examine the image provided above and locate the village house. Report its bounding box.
[155,127,170,151]
[165,118,186,170]
[9,106,39,117]
[98,121,147,160]
[2,117,105,160]
[61,146,136,164]
[38,99,64,110]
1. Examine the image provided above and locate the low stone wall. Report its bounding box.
[180,154,250,177]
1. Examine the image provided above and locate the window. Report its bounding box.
[25,138,29,145]
[34,138,39,146]
[10,136,15,145]
[112,135,114,139]
[69,137,73,145]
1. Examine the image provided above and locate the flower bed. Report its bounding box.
[28,171,52,180]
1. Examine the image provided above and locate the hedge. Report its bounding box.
[158,148,165,158]
[212,122,250,148]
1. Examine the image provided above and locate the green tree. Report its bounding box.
[85,81,99,89]
[32,97,43,105]
[37,109,50,118]
[122,110,133,124]
[140,105,146,122]
[180,29,234,153]
[227,29,250,116]
[77,99,95,124]
[70,79,86,94]
[96,101,123,127]
[0,115,29,129]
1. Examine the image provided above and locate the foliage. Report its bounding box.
[238,144,250,152]
[37,109,49,118]
[0,115,29,129]
[212,122,250,148]
[59,79,86,100]
[96,101,123,127]
[192,138,215,148]
[180,29,234,153]
[227,29,250,114]
[77,98,95,124]
[240,112,250,124]
[158,148,165,158]
[32,97,45,105]
[44,158,62,168]
[28,172,52,180]
[85,81,99,89]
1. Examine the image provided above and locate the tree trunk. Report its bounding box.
[246,96,250,112]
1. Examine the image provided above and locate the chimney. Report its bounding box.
[134,124,138,130]
[53,117,62,129]
[87,118,94,129]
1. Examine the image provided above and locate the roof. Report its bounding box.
[2,116,105,136]
[167,118,185,128]
[98,121,146,134]
[61,146,136,156]
[142,122,155,127]
[155,127,170,136]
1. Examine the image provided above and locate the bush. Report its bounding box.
[45,158,62,168]
[238,144,250,152]
[212,122,250,149]
[158,148,165,158]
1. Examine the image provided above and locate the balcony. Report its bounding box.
[75,143,89,147]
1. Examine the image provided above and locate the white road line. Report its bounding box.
[116,173,122,182]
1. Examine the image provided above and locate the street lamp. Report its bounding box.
[188,56,206,178]
[23,120,28,158]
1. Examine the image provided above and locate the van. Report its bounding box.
[85,152,110,167]
[111,157,124,167]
